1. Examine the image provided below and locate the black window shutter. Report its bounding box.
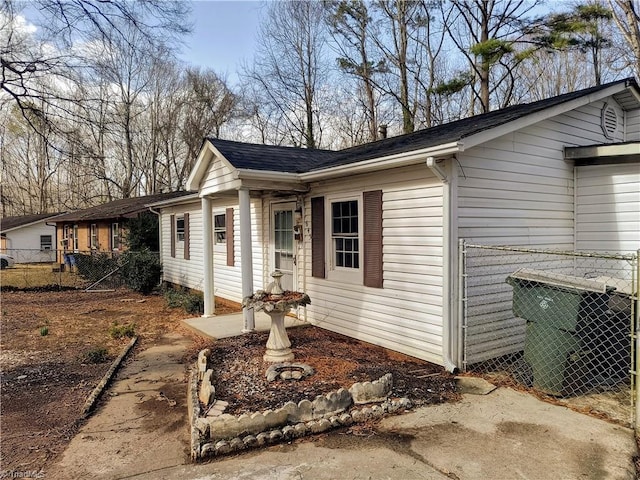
[311,196,325,278]
[184,213,190,260]
[170,214,176,258]
[363,190,383,288]
[226,207,234,266]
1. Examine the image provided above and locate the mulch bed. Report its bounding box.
[207,325,460,415]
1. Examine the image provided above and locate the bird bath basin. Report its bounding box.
[243,271,311,363]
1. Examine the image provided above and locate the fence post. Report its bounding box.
[458,238,466,371]
[635,250,639,430]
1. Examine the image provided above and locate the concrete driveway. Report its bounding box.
[49,332,637,480]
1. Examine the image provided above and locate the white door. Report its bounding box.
[272,203,296,291]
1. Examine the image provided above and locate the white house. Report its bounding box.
[0,213,63,263]
[151,78,640,371]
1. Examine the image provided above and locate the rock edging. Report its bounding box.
[82,336,138,417]
[189,348,412,461]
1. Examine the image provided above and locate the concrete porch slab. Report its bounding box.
[182,311,308,340]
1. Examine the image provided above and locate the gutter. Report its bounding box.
[300,142,461,181]
[426,156,458,373]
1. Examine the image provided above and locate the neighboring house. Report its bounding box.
[51,192,192,264]
[151,78,640,371]
[0,213,63,263]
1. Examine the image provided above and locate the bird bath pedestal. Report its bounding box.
[242,271,311,363]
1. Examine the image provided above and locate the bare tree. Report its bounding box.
[1,0,190,134]
[609,0,640,77]
[243,1,331,148]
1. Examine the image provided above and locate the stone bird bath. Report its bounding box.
[243,271,310,362]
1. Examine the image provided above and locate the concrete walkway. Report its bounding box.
[134,387,636,480]
[49,325,637,480]
[182,311,307,339]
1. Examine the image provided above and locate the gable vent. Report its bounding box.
[601,103,619,139]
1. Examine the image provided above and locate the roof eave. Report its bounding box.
[147,193,201,208]
[299,142,462,181]
[1,214,65,233]
[459,82,638,152]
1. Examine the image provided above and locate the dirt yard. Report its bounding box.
[1,288,459,476]
[0,289,233,473]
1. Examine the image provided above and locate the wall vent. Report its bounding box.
[601,103,619,139]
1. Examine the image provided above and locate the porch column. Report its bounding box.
[201,196,215,317]
[239,188,255,331]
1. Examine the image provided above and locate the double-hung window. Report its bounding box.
[111,223,120,251]
[331,200,359,269]
[176,216,185,243]
[312,190,383,288]
[90,224,98,249]
[214,214,226,244]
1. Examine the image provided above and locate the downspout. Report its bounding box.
[426,157,458,373]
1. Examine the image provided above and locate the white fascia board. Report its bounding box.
[235,169,303,183]
[186,141,214,191]
[299,142,461,181]
[146,193,201,209]
[200,180,243,198]
[564,142,640,159]
[459,83,632,151]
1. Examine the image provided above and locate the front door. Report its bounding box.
[272,203,296,291]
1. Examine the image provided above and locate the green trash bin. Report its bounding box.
[506,269,614,396]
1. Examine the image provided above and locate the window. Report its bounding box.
[90,224,98,249]
[111,223,120,250]
[312,190,383,288]
[73,224,79,251]
[40,235,52,250]
[176,216,185,242]
[171,213,190,260]
[62,225,71,249]
[214,214,226,244]
[331,199,359,269]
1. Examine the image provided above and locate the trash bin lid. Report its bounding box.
[592,276,634,296]
[507,268,615,294]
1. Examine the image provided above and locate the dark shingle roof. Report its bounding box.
[208,78,638,173]
[52,191,193,223]
[209,139,338,173]
[1,213,62,232]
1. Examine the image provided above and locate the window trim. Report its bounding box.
[73,224,79,252]
[213,213,226,245]
[325,193,363,284]
[40,235,52,251]
[90,223,98,250]
[176,215,185,243]
[111,222,120,251]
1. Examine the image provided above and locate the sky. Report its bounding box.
[180,1,264,85]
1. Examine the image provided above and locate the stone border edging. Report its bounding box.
[81,336,138,417]
[189,349,413,461]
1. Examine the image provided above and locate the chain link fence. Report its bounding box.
[461,243,638,427]
[0,249,157,290]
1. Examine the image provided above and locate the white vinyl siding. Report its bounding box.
[458,98,626,365]
[576,163,640,254]
[199,155,241,195]
[626,109,640,141]
[160,199,264,304]
[302,165,445,365]
[161,203,202,289]
[1,222,57,263]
